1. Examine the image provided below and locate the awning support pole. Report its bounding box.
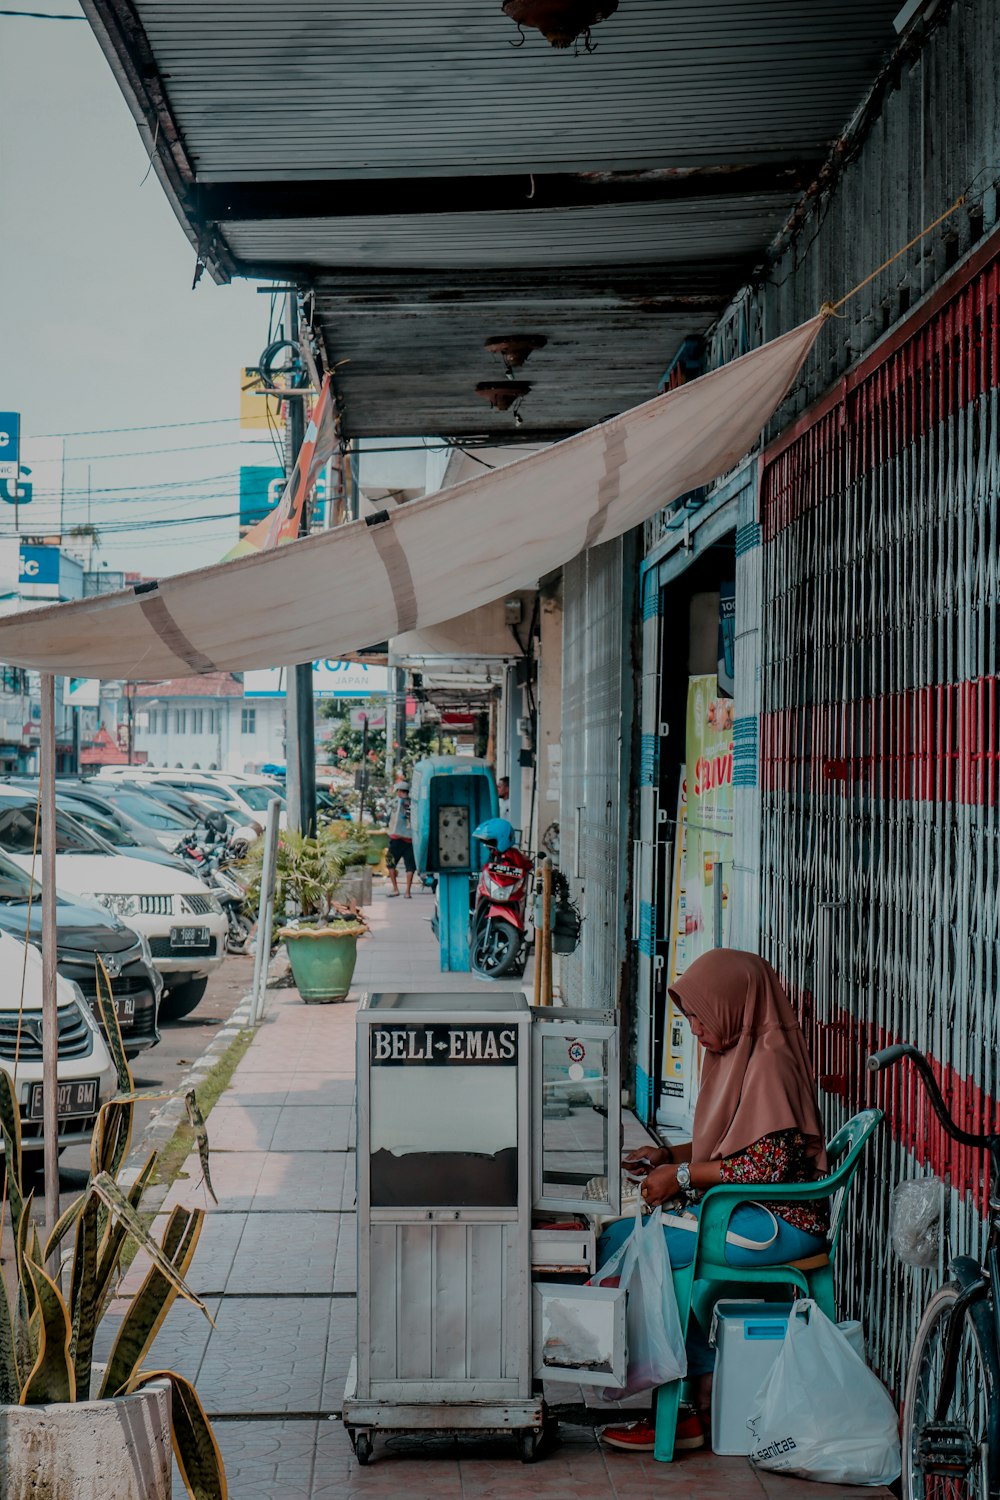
[250,796,282,1027]
[40,673,60,1279]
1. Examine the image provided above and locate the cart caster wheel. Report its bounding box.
[354,1432,373,1466]
[518,1430,538,1464]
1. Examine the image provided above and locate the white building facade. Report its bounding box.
[134,676,286,773]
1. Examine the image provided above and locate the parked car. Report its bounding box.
[52,793,194,873]
[105,768,286,826]
[9,777,195,871]
[0,791,227,1021]
[58,778,197,852]
[95,778,241,841]
[0,926,117,1161]
[0,850,162,1059]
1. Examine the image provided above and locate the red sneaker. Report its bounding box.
[600,1419,656,1452]
[675,1404,706,1451]
[600,1408,705,1454]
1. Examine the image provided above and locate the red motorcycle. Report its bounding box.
[470,819,533,978]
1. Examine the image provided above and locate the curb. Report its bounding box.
[117,952,285,1199]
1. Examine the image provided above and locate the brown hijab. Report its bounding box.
[670,948,828,1173]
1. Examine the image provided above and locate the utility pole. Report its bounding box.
[283,292,317,836]
[394,667,407,775]
[39,675,59,1276]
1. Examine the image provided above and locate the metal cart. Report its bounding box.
[343,990,622,1464]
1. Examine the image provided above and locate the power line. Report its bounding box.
[0,8,83,16]
[34,417,238,437]
[62,438,248,461]
[25,470,239,497]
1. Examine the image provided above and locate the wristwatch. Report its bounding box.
[675,1162,693,1195]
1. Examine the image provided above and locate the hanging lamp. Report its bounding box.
[502,0,619,50]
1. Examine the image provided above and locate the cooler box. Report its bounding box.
[710,1302,865,1455]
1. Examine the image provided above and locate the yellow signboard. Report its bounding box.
[239,367,286,434]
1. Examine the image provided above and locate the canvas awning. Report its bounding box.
[0,317,822,681]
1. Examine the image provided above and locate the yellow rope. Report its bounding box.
[819,194,967,320]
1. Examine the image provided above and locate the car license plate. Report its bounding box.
[92,995,136,1029]
[170,926,210,948]
[29,1079,98,1122]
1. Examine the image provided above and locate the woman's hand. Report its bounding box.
[639,1163,680,1207]
[621,1145,672,1177]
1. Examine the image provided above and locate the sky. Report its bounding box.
[0,2,271,576]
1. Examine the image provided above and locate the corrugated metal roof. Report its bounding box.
[137,0,900,179]
[223,193,799,269]
[313,266,735,437]
[82,0,903,435]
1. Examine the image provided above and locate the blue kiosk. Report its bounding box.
[411,757,498,971]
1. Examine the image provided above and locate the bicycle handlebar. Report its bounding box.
[867,1041,996,1151]
[867,1043,915,1072]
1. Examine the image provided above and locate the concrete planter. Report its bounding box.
[0,1378,172,1499]
[335,864,372,906]
[365,832,390,866]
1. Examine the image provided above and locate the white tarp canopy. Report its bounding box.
[0,318,822,681]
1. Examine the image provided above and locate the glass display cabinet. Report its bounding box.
[343,991,621,1465]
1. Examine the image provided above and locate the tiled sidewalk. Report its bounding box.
[101,888,892,1499]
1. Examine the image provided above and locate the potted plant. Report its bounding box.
[0,970,226,1499]
[244,828,369,1003]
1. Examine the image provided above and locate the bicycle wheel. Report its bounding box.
[903,1281,997,1499]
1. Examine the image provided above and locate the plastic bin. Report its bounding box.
[709,1301,865,1455]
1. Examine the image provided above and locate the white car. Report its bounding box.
[102,768,286,828]
[0,793,227,1021]
[0,927,117,1155]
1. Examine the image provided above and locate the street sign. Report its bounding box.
[0,413,19,482]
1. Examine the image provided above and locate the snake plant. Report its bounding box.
[0,961,227,1499]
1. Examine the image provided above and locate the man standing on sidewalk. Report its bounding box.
[386,778,416,898]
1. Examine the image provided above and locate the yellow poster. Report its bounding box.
[658,677,734,1128]
[683,673,734,960]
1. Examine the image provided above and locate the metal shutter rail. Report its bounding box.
[559,539,632,1011]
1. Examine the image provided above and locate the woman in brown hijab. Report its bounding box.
[601,948,829,1453]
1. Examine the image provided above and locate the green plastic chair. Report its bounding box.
[652,1107,883,1463]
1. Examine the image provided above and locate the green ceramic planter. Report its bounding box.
[278,926,364,1003]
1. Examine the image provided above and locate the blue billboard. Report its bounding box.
[239,465,285,528]
[0,413,20,482]
[19,546,60,586]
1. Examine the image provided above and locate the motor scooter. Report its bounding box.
[210,865,253,953]
[469,819,533,978]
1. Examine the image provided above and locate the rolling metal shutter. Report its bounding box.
[757,237,1000,1392]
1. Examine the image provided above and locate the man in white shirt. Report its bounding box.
[386,780,415,898]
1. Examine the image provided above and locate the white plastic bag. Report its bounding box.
[748,1299,900,1486]
[591,1201,687,1400]
[891,1177,942,1268]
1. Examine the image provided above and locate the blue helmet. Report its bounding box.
[473,817,514,854]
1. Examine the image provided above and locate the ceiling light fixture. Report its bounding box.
[484,334,548,376]
[475,380,532,419]
[502,0,619,51]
